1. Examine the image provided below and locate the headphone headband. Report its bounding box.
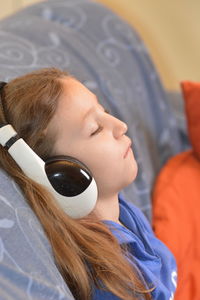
[0,81,8,124]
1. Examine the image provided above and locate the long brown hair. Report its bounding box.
[0,68,153,300]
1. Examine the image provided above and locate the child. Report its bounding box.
[0,68,177,300]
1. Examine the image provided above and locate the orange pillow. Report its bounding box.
[152,81,200,300]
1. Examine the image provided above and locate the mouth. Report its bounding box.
[124,141,132,158]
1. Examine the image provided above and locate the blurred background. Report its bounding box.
[0,0,199,91]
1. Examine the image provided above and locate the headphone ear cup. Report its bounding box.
[0,124,97,218]
[45,156,93,197]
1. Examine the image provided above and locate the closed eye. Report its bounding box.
[90,108,110,136]
[91,125,103,136]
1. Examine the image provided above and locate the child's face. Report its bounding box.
[48,77,138,199]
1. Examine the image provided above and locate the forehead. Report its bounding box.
[59,77,98,111]
[47,78,98,138]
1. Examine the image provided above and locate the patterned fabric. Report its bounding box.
[0,0,186,299]
[167,91,190,151]
[0,169,74,300]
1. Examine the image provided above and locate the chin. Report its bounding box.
[125,161,138,186]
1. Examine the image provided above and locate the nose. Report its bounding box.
[111,115,128,139]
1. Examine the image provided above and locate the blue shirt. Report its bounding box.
[93,193,177,300]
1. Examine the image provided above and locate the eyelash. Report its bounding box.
[90,109,110,136]
[91,126,103,136]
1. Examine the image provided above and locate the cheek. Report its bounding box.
[81,146,117,179]
[92,144,118,166]
[71,140,134,188]
[87,154,112,177]
[87,150,123,188]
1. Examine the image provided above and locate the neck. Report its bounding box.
[91,193,121,224]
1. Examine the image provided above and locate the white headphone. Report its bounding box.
[0,82,98,219]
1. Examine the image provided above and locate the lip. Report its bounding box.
[124,140,132,158]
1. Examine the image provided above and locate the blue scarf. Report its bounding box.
[93,193,177,300]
